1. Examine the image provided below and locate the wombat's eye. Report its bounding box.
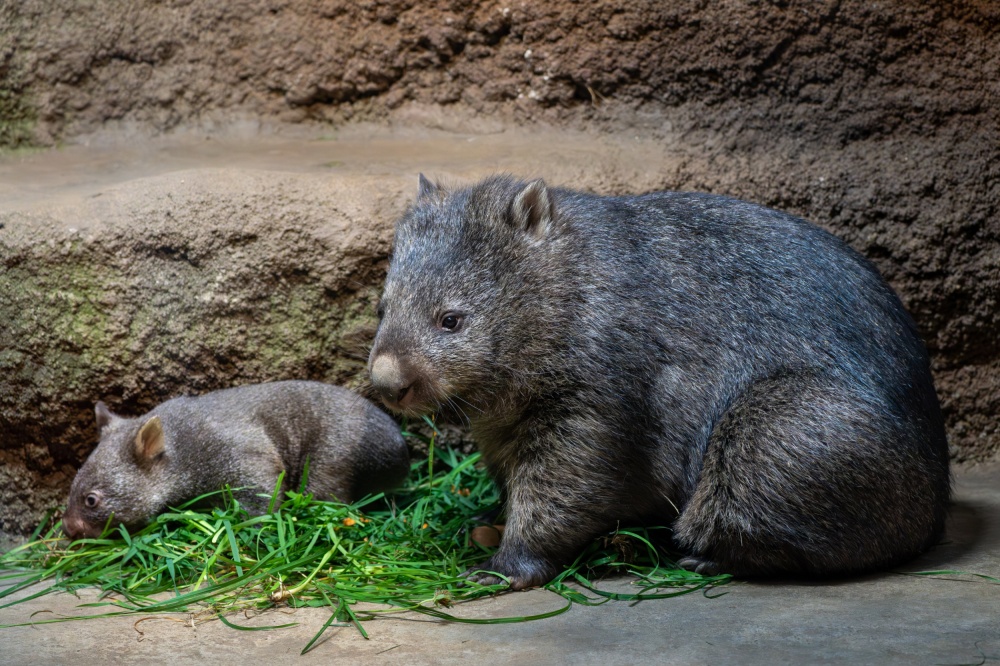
[376,302,385,319]
[439,312,463,332]
[84,493,101,509]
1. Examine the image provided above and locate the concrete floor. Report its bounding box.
[0,463,997,665]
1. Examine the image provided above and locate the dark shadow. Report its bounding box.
[901,498,987,571]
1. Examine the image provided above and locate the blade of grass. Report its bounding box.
[223,520,244,578]
[301,597,347,655]
[896,570,1000,584]
[267,471,286,514]
[216,613,298,631]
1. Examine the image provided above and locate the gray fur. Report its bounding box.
[368,174,950,589]
[63,381,410,539]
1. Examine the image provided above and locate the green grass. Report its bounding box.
[0,424,731,653]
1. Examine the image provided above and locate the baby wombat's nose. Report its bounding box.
[62,513,91,540]
[370,354,414,409]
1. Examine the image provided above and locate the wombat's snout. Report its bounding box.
[369,354,417,411]
[62,511,99,540]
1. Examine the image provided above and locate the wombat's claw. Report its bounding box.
[460,556,552,590]
[460,568,510,589]
[677,556,723,575]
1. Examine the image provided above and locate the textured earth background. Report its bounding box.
[0,0,997,536]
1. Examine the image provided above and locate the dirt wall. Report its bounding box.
[3,1,997,143]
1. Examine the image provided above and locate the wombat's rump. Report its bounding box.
[368,175,950,589]
[63,381,409,539]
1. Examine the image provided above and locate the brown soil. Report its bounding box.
[0,0,997,533]
[5,1,999,144]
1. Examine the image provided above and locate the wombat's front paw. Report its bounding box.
[462,550,560,591]
[461,567,511,588]
[677,555,723,575]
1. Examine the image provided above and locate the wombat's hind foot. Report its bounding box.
[675,372,944,577]
[677,555,724,576]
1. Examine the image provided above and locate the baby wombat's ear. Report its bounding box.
[511,179,553,239]
[134,416,165,465]
[417,173,441,201]
[95,401,116,433]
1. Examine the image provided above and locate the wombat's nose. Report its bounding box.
[62,513,90,540]
[370,354,414,409]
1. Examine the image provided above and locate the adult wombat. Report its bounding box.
[368,174,950,589]
[63,381,410,539]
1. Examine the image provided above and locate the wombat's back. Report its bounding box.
[165,381,410,501]
[563,190,927,387]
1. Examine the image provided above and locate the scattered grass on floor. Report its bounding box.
[0,424,731,653]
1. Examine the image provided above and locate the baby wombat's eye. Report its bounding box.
[439,312,463,332]
[376,302,385,320]
[84,492,101,509]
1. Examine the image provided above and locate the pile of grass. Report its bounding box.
[0,425,731,653]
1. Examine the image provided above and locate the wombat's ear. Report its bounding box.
[417,173,440,200]
[95,401,115,432]
[511,179,553,239]
[134,416,165,464]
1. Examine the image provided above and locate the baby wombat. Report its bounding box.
[63,381,410,539]
[368,174,950,589]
